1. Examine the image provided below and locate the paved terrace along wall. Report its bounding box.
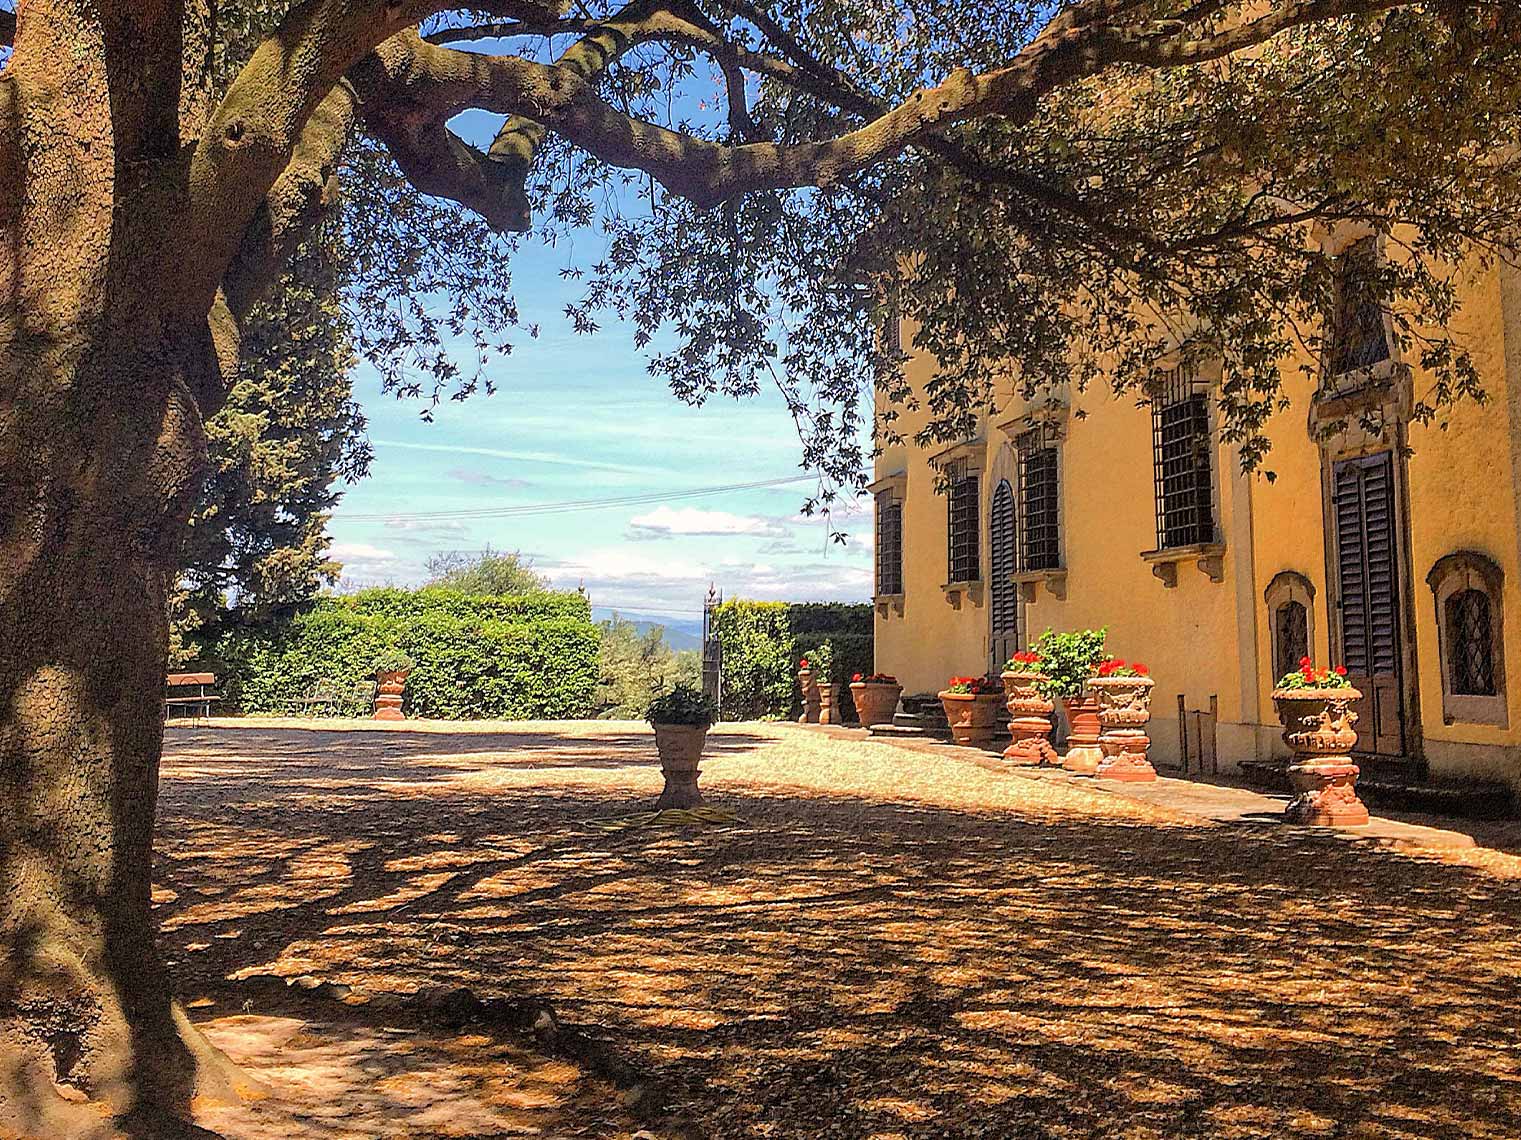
[874,257,1521,790]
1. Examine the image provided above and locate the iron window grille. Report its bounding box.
[1447,588,1497,696]
[946,461,981,583]
[875,493,903,597]
[1151,365,1217,550]
[1328,236,1393,377]
[1274,601,1309,682]
[1016,429,1060,571]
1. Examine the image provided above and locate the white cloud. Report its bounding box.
[372,438,670,476]
[330,541,399,562]
[627,505,790,540]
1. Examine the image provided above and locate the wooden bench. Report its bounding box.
[164,672,221,723]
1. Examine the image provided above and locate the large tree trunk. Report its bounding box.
[0,5,251,1135]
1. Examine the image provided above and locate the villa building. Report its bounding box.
[871,240,1521,790]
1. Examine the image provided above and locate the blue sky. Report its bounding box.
[326,237,873,625]
[325,49,873,624]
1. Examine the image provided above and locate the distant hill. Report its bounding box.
[592,607,703,651]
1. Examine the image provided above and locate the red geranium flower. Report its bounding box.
[852,672,863,682]
[1133,663,1149,675]
[1300,656,1313,668]
[1335,665,1348,676]
[799,658,809,668]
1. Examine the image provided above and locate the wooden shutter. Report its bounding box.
[1333,453,1403,755]
[989,480,1018,664]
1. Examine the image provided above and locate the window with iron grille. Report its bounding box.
[1016,430,1060,571]
[1274,601,1309,682]
[946,462,980,583]
[875,493,903,597]
[1151,366,1216,550]
[1328,236,1392,377]
[1447,589,1496,696]
[881,299,902,359]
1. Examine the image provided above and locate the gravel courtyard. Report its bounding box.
[158,720,1521,1139]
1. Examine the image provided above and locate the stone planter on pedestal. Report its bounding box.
[373,668,411,721]
[1060,694,1103,774]
[816,682,839,726]
[1273,686,1369,826]
[797,667,821,724]
[652,723,708,808]
[938,691,1004,748]
[1091,675,1157,782]
[999,671,1057,766]
[850,681,902,728]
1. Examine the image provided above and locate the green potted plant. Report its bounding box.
[1090,659,1157,781]
[371,648,415,721]
[646,684,719,808]
[1272,658,1367,826]
[999,651,1056,766]
[1031,628,1107,773]
[849,672,902,728]
[808,640,839,725]
[937,674,1004,747]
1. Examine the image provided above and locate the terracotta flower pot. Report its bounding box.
[1272,686,1368,826]
[797,667,821,724]
[999,671,1056,766]
[1060,693,1103,774]
[1090,675,1157,782]
[850,682,902,728]
[373,667,411,721]
[652,722,709,808]
[938,691,1003,748]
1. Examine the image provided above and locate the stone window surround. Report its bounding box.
[929,439,986,610]
[867,470,907,618]
[995,399,1069,602]
[1139,350,1227,587]
[1426,550,1508,728]
[1264,570,1318,682]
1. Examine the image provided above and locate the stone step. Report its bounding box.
[868,722,952,742]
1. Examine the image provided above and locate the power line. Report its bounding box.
[335,474,819,523]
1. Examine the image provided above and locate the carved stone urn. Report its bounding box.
[1272,686,1369,826]
[850,681,903,728]
[1060,693,1104,774]
[652,723,708,809]
[797,666,821,724]
[1090,675,1157,782]
[999,671,1057,766]
[938,690,1004,748]
[373,668,411,721]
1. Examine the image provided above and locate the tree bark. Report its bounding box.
[0,5,251,1135]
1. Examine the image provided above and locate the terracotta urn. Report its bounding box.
[999,671,1057,766]
[1090,675,1157,782]
[816,681,839,726]
[373,667,411,721]
[797,667,821,724]
[1060,693,1104,774]
[652,723,708,808]
[850,681,903,728]
[938,690,1004,748]
[1272,686,1368,826]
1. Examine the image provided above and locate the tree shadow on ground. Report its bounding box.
[157,724,1521,1139]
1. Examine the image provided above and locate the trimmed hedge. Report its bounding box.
[207,587,598,719]
[711,599,874,721]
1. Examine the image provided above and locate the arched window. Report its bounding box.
[1264,571,1317,684]
[989,479,1018,668]
[1428,552,1507,725]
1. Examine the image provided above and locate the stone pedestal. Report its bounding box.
[373,669,410,721]
[1000,671,1056,766]
[1274,686,1368,827]
[1060,695,1103,774]
[817,682,838,725]
[653,723,708,808]
[798,668,820,724]
[1092,675,1157,782]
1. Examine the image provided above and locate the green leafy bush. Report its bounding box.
[207,587,598,719]
[646,684,718,728]
[1030,628,1108,700]
[711,599,874,721]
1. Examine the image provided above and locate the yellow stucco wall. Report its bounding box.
[875,260,1521,788]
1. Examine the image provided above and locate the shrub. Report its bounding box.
[207,587,598,719]
[711,599,874,721]
[647,684,718,728]
[594,614,700,718]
